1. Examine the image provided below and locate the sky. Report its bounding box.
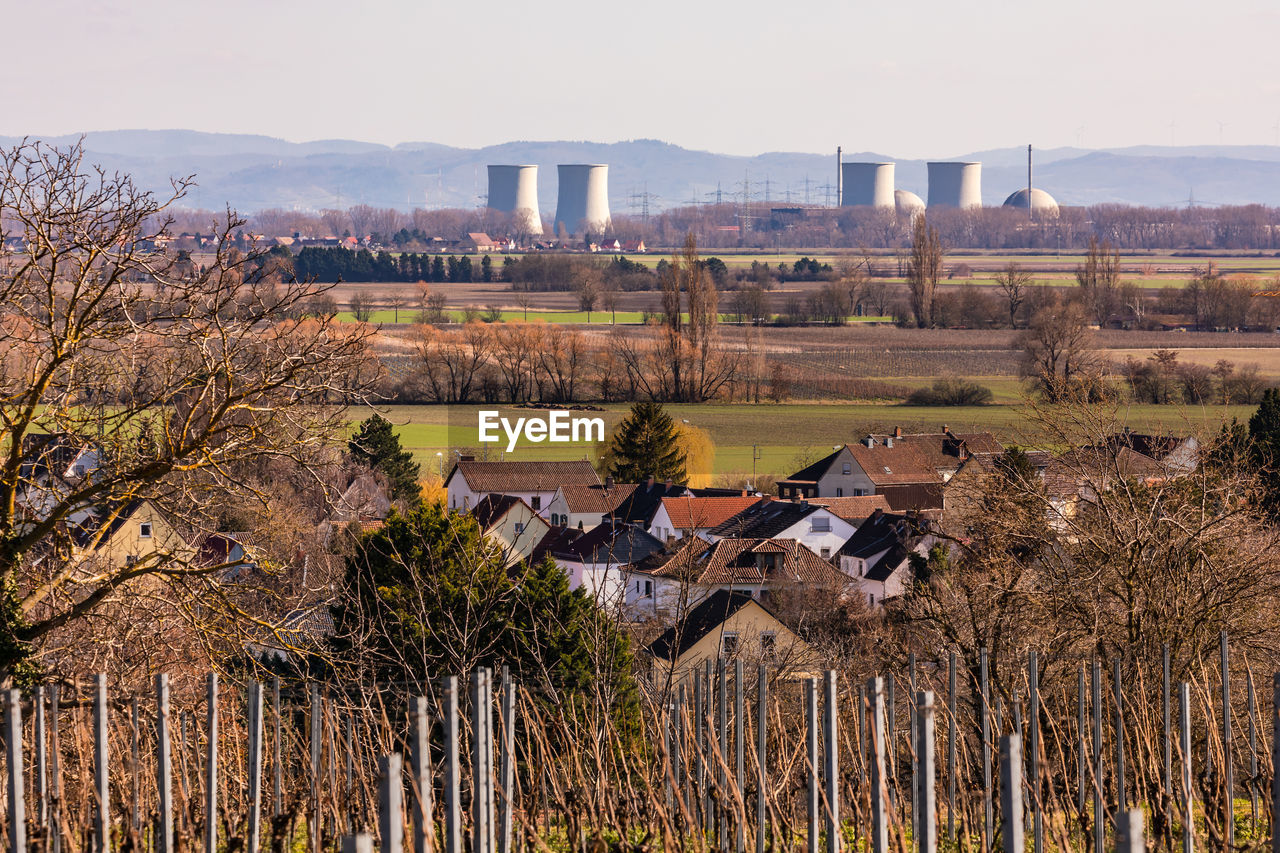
[9,0,1280,158]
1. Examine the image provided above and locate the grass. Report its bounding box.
[365,400,1258,480]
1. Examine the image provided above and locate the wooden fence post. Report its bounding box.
[156,674,173,853]
[247,681,264,853]
[1000,734,1023,853]
[867,677,888,853]
[94,673,110,853]
[916,691,936,853]
[1116,809,1144,853]
[379,754,405,853]
[7,689,26,853]
[755,665,767,853]
[206,673,218,853]
[1180,683,1194,853]
[411,695,432,853]
[823,671,839,853]
[442,676,461,853]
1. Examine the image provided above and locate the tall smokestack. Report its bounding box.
[1027,144,1034,222]
[836,146,842,207]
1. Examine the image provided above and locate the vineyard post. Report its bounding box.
[379,754,405,853]
[756,666,767,853]
[7,689,26,853]
[206,673,218,853]
[1221,631,1234,849]
[94,673,110,853]
[1116,809,1144,853]
[247,681,264,853]
[948,653,957,843]
[498,672,515,853]
[734,660,744,853]
[806,676,819,853]
[917,690,936,853]
[411,695,432,853]
[1092,661,1103,853]
[981,648,993,852]
[34,685,47,826]
[156,675,173,853]
[1029,650,1042,853]
[823,670,839,853]
[1114,659,1126,816]
[272,676,282,820]
[1000,734,1023,853]
[1180,683,1194,853]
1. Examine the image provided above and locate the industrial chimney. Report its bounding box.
[926,161,983,209]
[486,165,543,236]
[554,164,611,237]
[840,162,895,209]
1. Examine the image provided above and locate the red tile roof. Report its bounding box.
[644,538,847,587]
[846,441,941,486]
[557,482,637,514]
[659,495,767,530]
[810,495,892,522]
[453,460,600,493]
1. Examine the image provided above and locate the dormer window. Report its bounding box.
[812,516,830,532]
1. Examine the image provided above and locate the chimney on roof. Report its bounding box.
[460,454,476,462]
[605,475,614,488]
[864,435,875,448]
[647,474,655,489]
[885,436,894,448]
[894,425,902,438]
[665,478,673,490]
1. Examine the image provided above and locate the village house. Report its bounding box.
[549,519,665,605]
[776,437,944,512]
[446,459,600,515]
[809,495,892,526]
[647,494,766,544]
[643,589,822,679]
[471,494,552,568]
[624,537,848,620]
[70,499,194,571]
[836,509,935,608]
[545,479,637,530]
[705,499,856,561]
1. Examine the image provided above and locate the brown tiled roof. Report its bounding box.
[645,538,848,587]
[885,431,1004,473]
[471,494,525,530]
[660,495,767,530]
[846,442,941,486]
[453,460,600,493]
[811,495,892,522]
[557,482,637,514]
[878,483,945,513]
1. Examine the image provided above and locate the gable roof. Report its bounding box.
[838,510,929,581]
[659,495,767,530]
[880,430,1005,473]
[777,447,844,486]
[553,519,666,565]
[556,482,638,514]
[610,480,689,526]
[811,495,892,522]
[452,460,600,493]
[647,590,764,661]
[530,524,582,564]
[643,537,848,587]
[845,440,941,486]
[471,493,527,530]
[708,500,825,539]
[20,433,96,482]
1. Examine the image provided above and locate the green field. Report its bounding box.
[364,400,1255,481]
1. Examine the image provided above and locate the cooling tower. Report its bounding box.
[554,164,611,236]
[487,165,543,235]
[926,162,983,209]
[840,162,895,208]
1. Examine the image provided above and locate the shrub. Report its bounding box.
[905,377,994,406]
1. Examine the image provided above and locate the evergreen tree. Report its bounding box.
[431,256,446,282]
[348,414,421,503]
[480,254,493,282]
[1249,388,1280,517]
[606,402,688,484]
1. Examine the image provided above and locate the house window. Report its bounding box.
[812,516,830,532]
[842,463,851,475]
[531,496,542,511]
[125,554,138,566]
[820,547,831,560]
[514,522,525,534]
[644,580,652,596]
[139,522,153,539]
[761,632,777,660]
[869,593,875,606]
[721,633,739,658]
[835,488,843,497]
[853,489,867,497]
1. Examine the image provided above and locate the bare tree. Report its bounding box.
[0,141,377,682]
[1075,236,1122,324]
[383,290,406,324]
[349,290,375,323]
[906,214,943,328]
[994,261,1033,328]
[1017,294,1100,402]
[320,208,349,238]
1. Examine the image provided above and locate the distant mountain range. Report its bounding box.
[6,130,1280,214]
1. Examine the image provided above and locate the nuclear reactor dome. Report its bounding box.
[894,190,925,217]
[1002,188,1059,216]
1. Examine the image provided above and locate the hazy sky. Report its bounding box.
[10,0,1280,158]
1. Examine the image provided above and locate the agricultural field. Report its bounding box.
[367,400,1258,482]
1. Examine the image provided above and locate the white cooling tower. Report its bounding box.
[554,164,611,236]
[487,165,543,235]
[927,162,983,209]
[841,162,895,208]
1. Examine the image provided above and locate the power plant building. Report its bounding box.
[554,164,611,236]
[926,162,983,209]
[1002,187,1059,217]
[840,162,895,208]
[895,190,926,218]
[486,165,543,235]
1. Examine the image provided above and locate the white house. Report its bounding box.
[647,494,765,544]
[704,500,856,562]
[624,537,849,620]
[471,494,552,568]
[545,480,637,531]
[836,510,934,608]
[549,519,666,606]
[445,459,599,515]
